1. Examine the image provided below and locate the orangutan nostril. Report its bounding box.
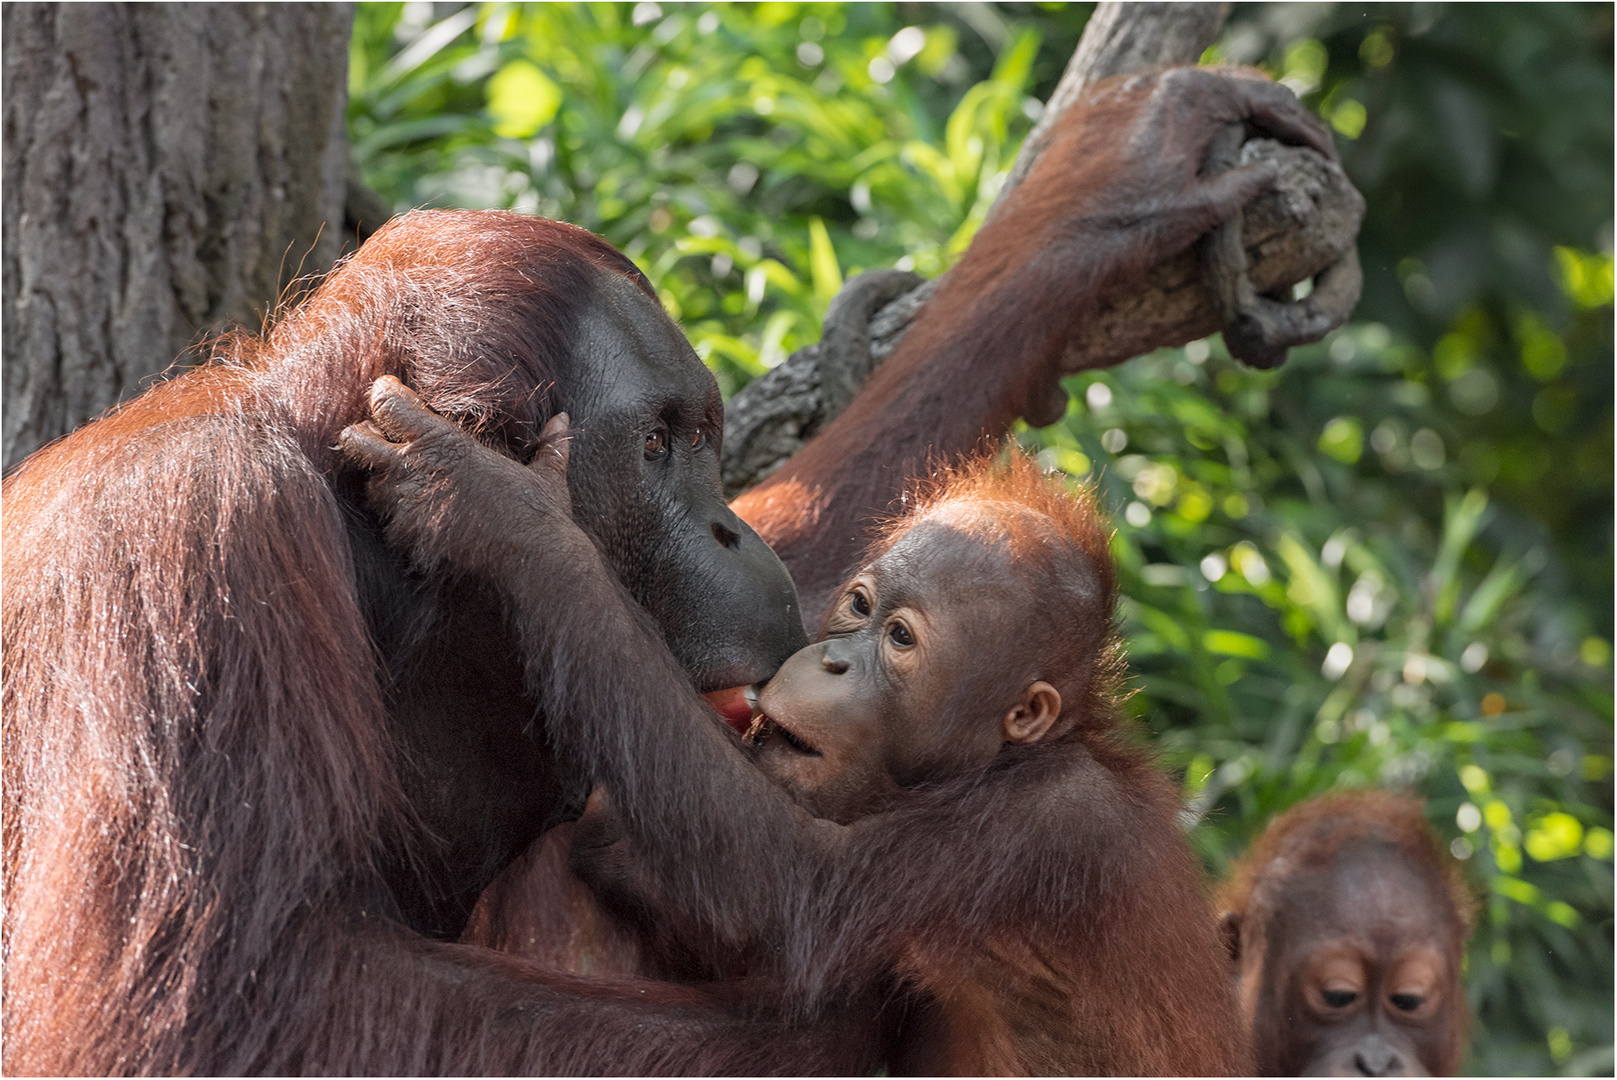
[712,522,740,550]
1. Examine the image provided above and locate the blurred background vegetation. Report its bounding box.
[347,2,1612,1072]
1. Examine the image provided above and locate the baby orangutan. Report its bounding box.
[1216,791,1474,1076]
[744,499,1081,827]
[557,452,1248,1074]
[743,461,1120,826]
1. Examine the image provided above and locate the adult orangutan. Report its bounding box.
[3,67,1329,1073]
[1,211,850,1075]
[1216,792,1475,1076]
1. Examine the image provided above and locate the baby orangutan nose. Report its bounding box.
[821,642,852,675]
[1348,1034,1410,1077]
[754,641,868,741]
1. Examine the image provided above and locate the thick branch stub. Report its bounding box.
[1200,126,1363,370]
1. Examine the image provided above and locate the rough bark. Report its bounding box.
[2,2,355,469]
[722,1,1364,498]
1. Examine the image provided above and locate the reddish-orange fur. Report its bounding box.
[2,210,863,1075]
[1217,792,1475,935]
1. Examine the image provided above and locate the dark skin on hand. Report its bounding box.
[1218,793,1474,1077]
[351,386,1248,1075]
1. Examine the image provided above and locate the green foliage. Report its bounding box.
[1044,329,1612,1074]
[349,3,1611,1073]
[350,1,1073,394]
[1211,1,1615,645]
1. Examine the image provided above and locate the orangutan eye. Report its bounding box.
[691,427,708,450]
[1389,993,1423,1012]
[888,621,914,648]
[1321,989,1357,1009]
[644,428,668,459]
[849,590,871,617]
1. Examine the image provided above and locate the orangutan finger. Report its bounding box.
[337,420,404,470]
[367,375,461,446]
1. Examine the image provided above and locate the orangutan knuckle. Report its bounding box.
[373,392,412,428]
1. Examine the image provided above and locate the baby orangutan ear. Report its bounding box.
[1002,681,1062,745]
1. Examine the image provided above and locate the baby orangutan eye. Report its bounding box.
[888,622,914,648]
[1321,989,1357,1009]
[644,428,668,459]
[849,589,871,617]
[1389,993,1423,1012]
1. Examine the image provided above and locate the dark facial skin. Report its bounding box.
[555,271,807,691]
[748,515,1065,822]
[1238,840,1463,1076]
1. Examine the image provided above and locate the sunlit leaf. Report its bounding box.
[807,217,842,304]
[487,60,562,138]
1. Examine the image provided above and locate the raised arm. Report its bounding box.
[733,68,1335,621]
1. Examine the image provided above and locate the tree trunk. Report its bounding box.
[2,2,355,469]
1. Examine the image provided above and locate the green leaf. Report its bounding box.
[1457,557,1526,636]
[1431,489,1489,625]
[807,217,842,304]
[990,27,1039,92]
[1318,416,1364,464]
[1276,533,1346,643]
[1203,630,1272,660]
[487,61,562,139]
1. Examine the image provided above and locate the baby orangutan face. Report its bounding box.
[746,515,1065,823]
[1239,839,1465,1076]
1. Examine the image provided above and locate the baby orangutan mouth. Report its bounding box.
[743,687,820,756]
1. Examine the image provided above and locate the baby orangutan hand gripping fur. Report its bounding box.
[347,378,1247,1075]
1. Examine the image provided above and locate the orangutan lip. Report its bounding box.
[778,723,819,755]
[745,711,819,756]
[702,685,755,733]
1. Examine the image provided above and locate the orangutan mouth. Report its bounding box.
[701,685,755,732]
[743,709,819,756]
